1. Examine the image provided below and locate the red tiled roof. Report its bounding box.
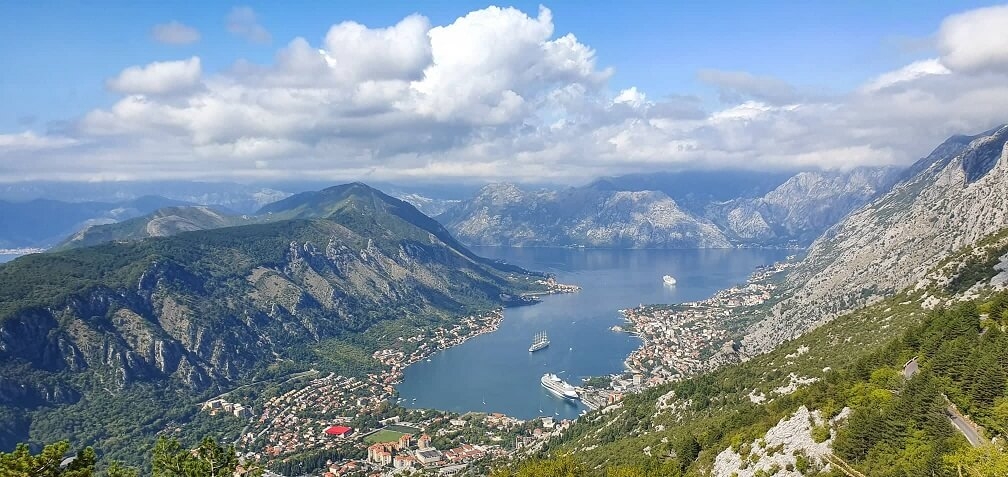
[325,425,352,436]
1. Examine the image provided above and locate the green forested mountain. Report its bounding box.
[0,183,548,461]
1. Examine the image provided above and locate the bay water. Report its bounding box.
[396,247,790,420]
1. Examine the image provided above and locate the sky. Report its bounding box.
[1,1,1007,184]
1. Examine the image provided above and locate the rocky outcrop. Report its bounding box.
[712,406,846,477]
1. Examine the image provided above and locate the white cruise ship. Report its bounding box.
[663,274,677,286]
[541,373,579,400]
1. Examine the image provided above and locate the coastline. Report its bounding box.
[618,260,792,386]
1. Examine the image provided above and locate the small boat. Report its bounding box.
[663,275,677,286]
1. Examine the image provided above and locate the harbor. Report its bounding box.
[396,246,789,420]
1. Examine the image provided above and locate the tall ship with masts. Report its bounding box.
[529,331,550,352]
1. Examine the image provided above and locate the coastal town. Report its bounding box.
[192,279,586,476]
[619,261,791,383]
[192,263,796,476]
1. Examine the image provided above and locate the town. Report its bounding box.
[197,283,586,476]
[619,261,791,383]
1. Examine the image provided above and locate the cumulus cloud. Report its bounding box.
[151,21,201,44]
[227,6,271,44]
[105,57,202,95]
[3,4,1008,183]
[937,4,1008,73]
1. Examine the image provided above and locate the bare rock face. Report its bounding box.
[742,125,1008,356]
[712,406,846,477]
[706,167,900,246]
[439,184,732,248]
[442,167,898,249]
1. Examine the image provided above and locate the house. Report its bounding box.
[417,434,432,449]
[397,433,412,450]
[393,454,417,470]
[415,449,442,465]
[324,425,353,438]
[439,464,468,475]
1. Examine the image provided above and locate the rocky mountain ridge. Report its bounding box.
[439,167,899,249]
[437,183,732,248]
[742,125,1008,355]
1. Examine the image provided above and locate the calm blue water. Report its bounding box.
[396,247,790,420]
[0,254,21,264]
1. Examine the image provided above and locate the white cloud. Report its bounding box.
[3,4,1008,184]
[227,6,271,44]
[613,87,647,108]
[105,57,202,95]
[0,131,78,150]
[861,58,950,92]
[937,4,1008,73]
[321,14,431,83]
[151,21,201,45]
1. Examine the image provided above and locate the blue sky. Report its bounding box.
[0,1,991,132]
[1,1,1007,183]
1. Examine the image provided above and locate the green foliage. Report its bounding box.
[151,436,258,477]
[0,440,96,477]
[944,444,1008,476]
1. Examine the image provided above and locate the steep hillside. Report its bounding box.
[438,183,732,248]
[742,125,1008,355]
[0,183,548,455]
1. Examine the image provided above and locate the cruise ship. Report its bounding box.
[541,373,579,400]
[528,331,550,352]
[663,274,677,286]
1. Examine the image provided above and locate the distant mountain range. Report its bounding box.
[437,167,900,249]
[0,196,190,248]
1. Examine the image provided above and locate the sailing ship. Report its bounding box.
[529,331,550,352]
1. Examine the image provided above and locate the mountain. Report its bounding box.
[0,181,291,214]
[706,167,901,246]
[588,170,794,213]
[0,182,548,454]
[56,206,249,250]
[437,183,732,248]
[439,167,898,249]
[0,196,189,249]
[742,125,1008,355]
[394,193,461,217]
